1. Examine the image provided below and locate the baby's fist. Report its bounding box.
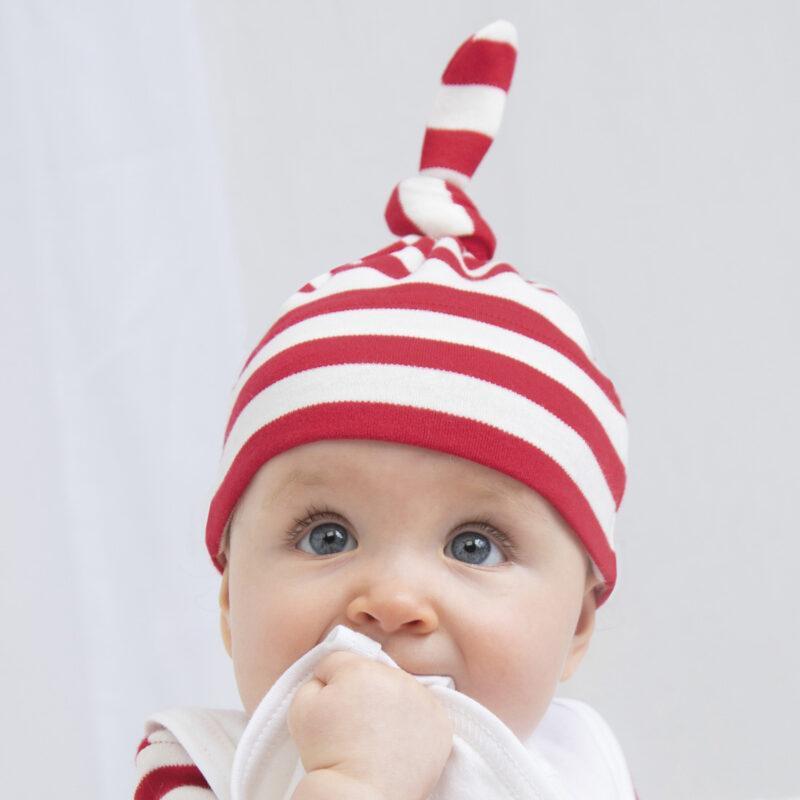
[287,650,453,800]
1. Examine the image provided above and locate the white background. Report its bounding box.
[2,2,798,799]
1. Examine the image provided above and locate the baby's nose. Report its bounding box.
[345,580,439,634]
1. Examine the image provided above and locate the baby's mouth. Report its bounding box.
[385,655,456,688]
[318,626,457,688]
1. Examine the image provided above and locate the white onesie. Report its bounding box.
[140,625,638,800]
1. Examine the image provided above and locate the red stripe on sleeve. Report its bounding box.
[134,764,210,800]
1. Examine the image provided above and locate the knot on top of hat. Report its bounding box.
[384,175,496,262]
[383,18,518,264]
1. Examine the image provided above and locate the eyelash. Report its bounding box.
[283,503,519,561]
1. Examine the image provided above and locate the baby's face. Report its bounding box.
[219,439,600,740]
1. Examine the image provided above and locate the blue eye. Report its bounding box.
[285,505,515,566]
[446,531,504,566]
[300,521,355,556]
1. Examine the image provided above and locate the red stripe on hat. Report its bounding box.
[329,262,361,276]
[312,238,436,284]
[426,240,502,280]
[420,128,493,179]
[425,244,518,280]
[225,335,626,506]
[441,38,517,91]
[479,262,523,279]
[329,259,407,281]
[484,263,518,278]
[412,236,437,258]
[347,253,410,279]
[327,238,427,274]
[206,403,616,604]
[445,182,496,260]
[242,283,624,415]
[385,184,423,239]
[297,236,434,292]
[134,764,209,800]
[360,238,411,259]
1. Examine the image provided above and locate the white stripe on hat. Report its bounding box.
[427,84,508,137]
[397,177,474,238]
[278,246,593,356]
[220,363,617,547]
[231,307,626,464]
[389,243,429,271]
[472,19,518,45]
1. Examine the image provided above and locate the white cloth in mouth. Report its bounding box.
[144,624,637,800]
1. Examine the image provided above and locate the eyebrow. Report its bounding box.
[469,484,521,502]
[270,468,332,503]
[271,468,533,513]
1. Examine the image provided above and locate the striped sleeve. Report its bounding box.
[134,727,216,799]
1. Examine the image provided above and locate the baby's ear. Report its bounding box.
[559,578,599,682]
[219,562,232,659]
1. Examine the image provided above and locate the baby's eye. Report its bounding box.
[289,508,512,567]
[296,521,356,556]
[445,530,506,567]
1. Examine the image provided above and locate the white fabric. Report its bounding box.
[147,625,636,800]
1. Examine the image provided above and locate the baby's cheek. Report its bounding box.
[462,627,563,740]
[231,631,270,715]
[233,595,328,716]
[230,604,283,714]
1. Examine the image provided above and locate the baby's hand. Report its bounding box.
[287,650,454,800]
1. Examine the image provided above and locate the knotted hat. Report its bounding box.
[206,19,628,606]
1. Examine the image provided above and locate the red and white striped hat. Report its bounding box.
[206,19,628,606]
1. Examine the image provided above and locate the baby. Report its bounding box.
[217,438,604,799]
[135,18,638,800]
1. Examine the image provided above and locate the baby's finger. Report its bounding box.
[312,650,371,686]
[286,676,324,737]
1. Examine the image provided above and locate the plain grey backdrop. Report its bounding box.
[194,2,799,798]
